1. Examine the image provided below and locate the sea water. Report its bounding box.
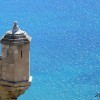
[0,0,100,100]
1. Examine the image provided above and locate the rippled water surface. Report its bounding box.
[0,0,100,100]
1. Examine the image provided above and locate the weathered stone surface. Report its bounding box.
[0,77,32,99]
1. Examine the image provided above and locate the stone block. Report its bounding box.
[14,50,18,54]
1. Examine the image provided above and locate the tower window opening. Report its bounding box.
[21,50,22,58]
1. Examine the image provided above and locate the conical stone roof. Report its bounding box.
[1,21,32,45]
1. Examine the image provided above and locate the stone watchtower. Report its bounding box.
[0,22,32,100]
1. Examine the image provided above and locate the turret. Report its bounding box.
[0,21,32,100]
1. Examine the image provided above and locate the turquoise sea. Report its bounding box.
[0,0,100,100]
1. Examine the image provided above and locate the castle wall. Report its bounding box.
[15,43,30,81]
[1,43,30,82]
[1,44,11,80]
